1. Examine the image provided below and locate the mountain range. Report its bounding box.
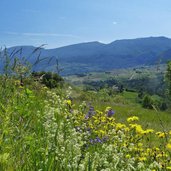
[2,36,171,75]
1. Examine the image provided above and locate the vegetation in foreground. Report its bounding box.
[0,76,171,171]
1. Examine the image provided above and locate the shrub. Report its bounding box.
[32,71,63,88]
[142,95,153,109]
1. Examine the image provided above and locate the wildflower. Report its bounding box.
[146,148,151,153]
[136,125,144,134]
[126,154,131,159]
[95,137,102,143]
[166,143,171,150]
[107,109,115,117]
[105,107,115,117]
[90,137,103,144]
[116,123,126,130]
[138,143,143,147]
[99,130,105,136]
[138,157,147,161]
[166,166,171,170]
[169,130,171,135]
[124,127,130,132]
[85,105,95,118]
[65,99,72,107]
[156,132,166,138]
[129,124,144,134]
[156,154,163,158]
[129,123,138,129]
[145,129,154,134]
[105,106,112,112]
[127,116,139,122]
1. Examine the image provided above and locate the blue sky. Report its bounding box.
[1,0,171,48]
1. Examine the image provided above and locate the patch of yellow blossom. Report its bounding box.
[127,116,139,122]
[166,166,171,170]
[65,99,72,107]
[138,156,147,161]
[105,106,112,112]
[115,123,126,130]
[166,143,171,150]
[156,132,166,138]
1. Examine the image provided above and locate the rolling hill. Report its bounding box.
[2,36,171,75]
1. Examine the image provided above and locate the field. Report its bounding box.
[0,71,171,170]
[64,65,166,86]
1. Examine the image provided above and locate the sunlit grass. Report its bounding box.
[0,77,171,170]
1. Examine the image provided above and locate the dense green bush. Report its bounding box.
[142,95,153,109]
[32,71,64,88]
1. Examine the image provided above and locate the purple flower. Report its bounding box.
[95,137,102,143]
[107,109,115,117]
[89,137,102,144]
[85,105,96,119]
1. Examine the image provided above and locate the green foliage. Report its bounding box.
[1,48,32,87]
[160,101,168,111]
[0,76,171,170]
[66,65,167,97]
[32,71,64,88]
[142,95,153,109]
[166,61,171,98]
[141,94,168,111]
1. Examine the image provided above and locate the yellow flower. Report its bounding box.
[101,116,106,122]
[166,166,171,170]
[105,106,112,112]
[129,123,137,129]
[99,130,105,136]
[156,154,163,158]
[65,100,72,107]
[169,130,171,135]
[129,123,144,134]
[156,132,166,138]
[124,127,130,132]
[146,148,152,153]
[116,123,126,130]
[166,143,171,150]
[138,157,147,161]
[145,129,154,134]
[94,120,100,124]
[136,126,144,134]
[126,154,131,159]
[127,116,139,122]
[138,143,143,147]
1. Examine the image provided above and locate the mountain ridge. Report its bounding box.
[2,36,171,75]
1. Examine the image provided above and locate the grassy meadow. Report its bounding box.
[0,70,171,170]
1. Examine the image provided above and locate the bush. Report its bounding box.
[32,71,63,88]
[142,95,153,109]
[160,101,168,111]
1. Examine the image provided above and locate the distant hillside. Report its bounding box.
[1,36,171,75]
